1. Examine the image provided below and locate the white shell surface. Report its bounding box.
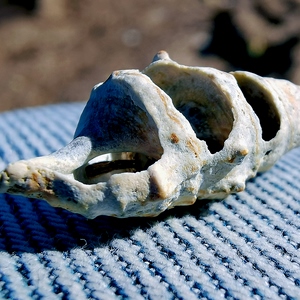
[1,51,300,218]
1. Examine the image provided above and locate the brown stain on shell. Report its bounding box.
[170,133,179,144]
[186,139,200,158]
[31,171,54,195]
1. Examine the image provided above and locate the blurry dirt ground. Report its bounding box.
[0,0,300,112]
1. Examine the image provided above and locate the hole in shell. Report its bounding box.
[233,75,281,141]
[74,152,157,184]
[144,66,234,153]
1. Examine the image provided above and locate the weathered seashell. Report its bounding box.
[0,51,299,218]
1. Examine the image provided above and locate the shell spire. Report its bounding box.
[1,51,300,218]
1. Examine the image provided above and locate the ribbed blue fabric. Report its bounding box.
[0,103,300,299]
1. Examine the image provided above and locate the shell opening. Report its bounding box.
[145,67,234,154]
[73,152,157,184]
[234,75,281,141]
[175,99,233,153]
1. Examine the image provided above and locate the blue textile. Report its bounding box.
[0,103,300,299]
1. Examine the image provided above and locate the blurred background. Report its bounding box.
[0,0,300,112]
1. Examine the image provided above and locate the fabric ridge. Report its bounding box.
[0,103,299,299]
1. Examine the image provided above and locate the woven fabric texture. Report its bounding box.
[0,103,300,300]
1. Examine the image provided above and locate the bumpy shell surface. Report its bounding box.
[0,51,300,218]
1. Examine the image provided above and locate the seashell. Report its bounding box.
[0,51,300,218]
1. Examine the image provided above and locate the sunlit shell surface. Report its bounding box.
[1,51,300,218]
